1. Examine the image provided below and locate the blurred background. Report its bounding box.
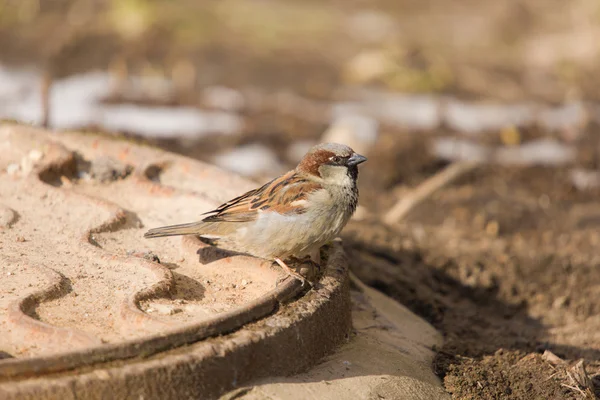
[2,0,600,181]
[2,0,600,398]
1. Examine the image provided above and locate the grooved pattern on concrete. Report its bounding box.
[0,125,352,399]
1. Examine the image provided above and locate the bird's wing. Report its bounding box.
[202,171,322,223]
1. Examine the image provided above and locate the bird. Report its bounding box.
[144,143,367,285]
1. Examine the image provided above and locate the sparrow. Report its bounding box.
[144,143,367,285]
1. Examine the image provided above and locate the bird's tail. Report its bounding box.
[144,221,210,238]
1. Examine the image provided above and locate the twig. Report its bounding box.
[40,71,52,128]
[571,359,593,390]
[384,161,479,224]
[560,383,586,397]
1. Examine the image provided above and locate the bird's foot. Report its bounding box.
[290,256,321,280]
[274,257,309,287]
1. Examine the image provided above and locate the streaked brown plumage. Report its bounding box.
[145,143,367,284]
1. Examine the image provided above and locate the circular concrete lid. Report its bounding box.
[0,125,352,399]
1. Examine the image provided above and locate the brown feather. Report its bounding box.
[297,149,335,177]
[201,171,322,222]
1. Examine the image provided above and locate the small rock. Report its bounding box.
[16,236,25,242]
[542,350,565,365]
[241,279,249,286]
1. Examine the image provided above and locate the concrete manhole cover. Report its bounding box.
[0,125,352,399]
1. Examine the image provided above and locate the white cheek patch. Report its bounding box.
[323,165,352,186]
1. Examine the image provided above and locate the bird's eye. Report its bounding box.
[331,156,341,163]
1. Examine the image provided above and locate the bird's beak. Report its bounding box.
[347,153,367,166]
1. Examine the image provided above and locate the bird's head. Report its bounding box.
[297,143,367,184]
